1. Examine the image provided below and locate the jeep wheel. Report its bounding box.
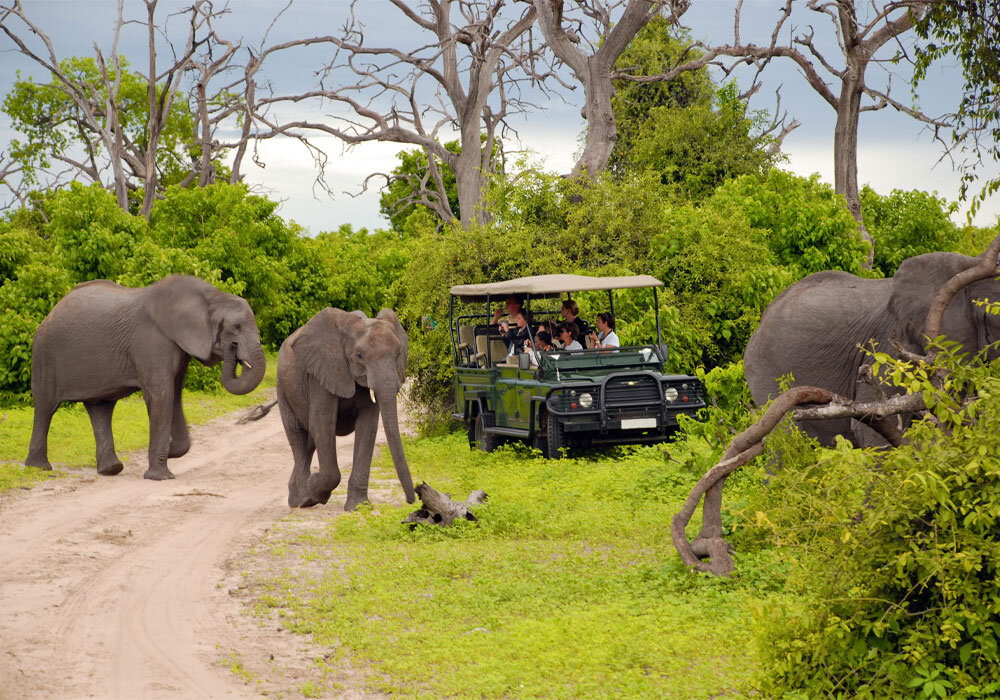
[473,413,498,453]
[545,415,566,459]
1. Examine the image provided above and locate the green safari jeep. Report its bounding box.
[449,274,706,458]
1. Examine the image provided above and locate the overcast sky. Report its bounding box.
[1,0,996,234]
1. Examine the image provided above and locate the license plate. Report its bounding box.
[621,417,657,429]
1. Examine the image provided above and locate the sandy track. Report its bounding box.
[0,400,393,699]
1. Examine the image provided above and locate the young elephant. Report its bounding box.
[275,307,416,510]
[26,275,267,479]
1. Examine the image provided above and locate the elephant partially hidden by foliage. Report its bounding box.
[744,251,1000,447]
[26,274,267,479]
[252,307,416,511]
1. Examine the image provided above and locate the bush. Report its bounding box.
[652,199,794,367]
[748,349,1000,699]
[713,170,870,275]
[0,261,74,396]
[861,186,961,276]
[45,182,147,282]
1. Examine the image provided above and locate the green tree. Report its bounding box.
[379,142,461,232]
[861,186,960,276]
[629,82,780,202]
[3,57,199,200]
[608,16,714,179]
[712,170,869,275]
[915,1,1000,219]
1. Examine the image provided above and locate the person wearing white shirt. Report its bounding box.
[589,312,619,351]
[557,322,583,351]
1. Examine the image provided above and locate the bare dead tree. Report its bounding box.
[246,0,545,229]
[673,231,1000,577]
[0,0,259,217]
[665,0,953,270]
[531,0,692,180]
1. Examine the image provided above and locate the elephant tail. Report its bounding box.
[237,399,279,424]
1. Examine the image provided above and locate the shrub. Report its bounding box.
[0,262,74,396]
[45,182,147,282]
[749,349,1000,699]
[713,170,869,275]
[861,186,961,276]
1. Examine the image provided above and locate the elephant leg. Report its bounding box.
[301,391,342,508]
[345,398,379,512]
[84,400,123,476]
[25,398,58,470]
[280,401,316,508]
[142,382,176,480]
[169,362,191,459]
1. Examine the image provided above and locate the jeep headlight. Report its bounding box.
[579,392,593,409]
[664,387,679,402]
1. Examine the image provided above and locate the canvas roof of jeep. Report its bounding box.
[449,274,663,302]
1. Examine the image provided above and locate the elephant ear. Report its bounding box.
[292,308,361,398]
[145,275,214,362]
[377,308,408,384]
[890,253,979,350]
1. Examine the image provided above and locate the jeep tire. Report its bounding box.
[545,415,565,459]
[472,413,499,453]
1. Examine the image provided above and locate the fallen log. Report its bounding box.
[403,482,487,528]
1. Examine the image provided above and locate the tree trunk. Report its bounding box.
[454,122,486,229]
[572,61,618,181]
[834,62,875,270]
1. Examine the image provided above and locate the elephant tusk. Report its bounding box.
[240,359,252,370]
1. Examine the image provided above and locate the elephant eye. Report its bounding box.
[234,323,241,331]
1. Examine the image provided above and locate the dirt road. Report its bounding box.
[0,400,395,699]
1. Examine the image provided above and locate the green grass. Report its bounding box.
[252,435,789,698]
[0,355,277,494]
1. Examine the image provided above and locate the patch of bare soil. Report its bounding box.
[0,394,407,699]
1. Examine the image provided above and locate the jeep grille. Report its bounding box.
[604,375,660,407]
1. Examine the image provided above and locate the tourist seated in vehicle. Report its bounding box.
[491,295,524,326]
[534,319,561,347]
[523,330,554,366]
[557,322,583,351]
[500,309,531,355]
[588,312,620,351]
[560,299,589,337]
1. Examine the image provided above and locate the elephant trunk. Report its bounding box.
[376,382,416,504]
[221,341,266,395]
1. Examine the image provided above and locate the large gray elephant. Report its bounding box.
[26,274,267,479]
[269,307,416,510]
[744,251,1000,447]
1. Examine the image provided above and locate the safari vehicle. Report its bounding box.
[449,274,706,458]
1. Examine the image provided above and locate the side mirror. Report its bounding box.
[518,352,531,370]
[657,343,670,363]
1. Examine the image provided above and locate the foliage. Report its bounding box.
[629,82,780,202]
[861,186,960,276]
[45,182,147,281]
[3,57,198,193]
[914,2,1000,219]
[652,197,795,367]
[746,345,1000,698]
[247,431,788,698]
[379,141,461,231]
[609,16,714,179]
[609,19,778,199]
[711,170,870,276]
